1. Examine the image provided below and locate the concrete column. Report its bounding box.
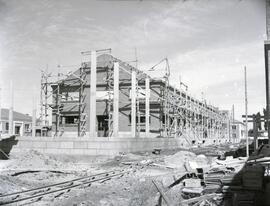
[32,97,36,137]
[113,62,119,137]
[145,77,150,137]
[131,70,136,138]
[89,51,97,137]
[8,81,13,135]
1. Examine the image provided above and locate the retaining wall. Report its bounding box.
[11,136,233,156]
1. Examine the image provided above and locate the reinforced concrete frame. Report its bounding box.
[40,51,230,142]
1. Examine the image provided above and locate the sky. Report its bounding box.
[0,0,267,121]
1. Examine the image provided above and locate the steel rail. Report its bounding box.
[0,169,132,205]
[0,169,124,198]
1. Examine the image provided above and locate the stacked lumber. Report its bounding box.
[153,151,269,205]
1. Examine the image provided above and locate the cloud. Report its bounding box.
[0,0,266,118]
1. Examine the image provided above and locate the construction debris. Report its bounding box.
[152,146,270,206]
[1,142,270,206]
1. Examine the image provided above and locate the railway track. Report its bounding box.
[0,168,134,205]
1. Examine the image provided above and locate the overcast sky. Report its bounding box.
[0,0,267,120]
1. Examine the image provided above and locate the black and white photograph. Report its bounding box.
[0,0,269,205]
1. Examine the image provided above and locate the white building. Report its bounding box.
[0,108,32,136]
[231,120,245,142]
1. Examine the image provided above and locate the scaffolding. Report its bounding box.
[40,51,230,142]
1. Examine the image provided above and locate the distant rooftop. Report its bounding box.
[0,108,32,122]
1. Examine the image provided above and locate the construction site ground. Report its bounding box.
[0,143,262,206]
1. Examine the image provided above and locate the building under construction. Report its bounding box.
[13,52,232,155]
[44,52,230,143]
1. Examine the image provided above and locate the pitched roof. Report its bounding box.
[0,108,32,122]
[55,54,221,114]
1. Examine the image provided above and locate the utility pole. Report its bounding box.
[40,71,44,126]
[232,104,235,123]
[32,96,36,137]
[265,0,270,143]
[232,104,235,143]
[244,66,249,157]
[8,81,14,136]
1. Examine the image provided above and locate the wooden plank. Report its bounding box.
[152,180,175,206]
[181,193,221,204]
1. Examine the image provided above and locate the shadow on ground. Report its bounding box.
[0,136,18,159]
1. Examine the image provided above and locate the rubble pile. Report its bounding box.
[8,150,64,170]
[5,150,98,172]
[151,146,270,206]
[1,143,270,206]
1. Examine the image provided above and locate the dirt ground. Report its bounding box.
[0,144,242,206]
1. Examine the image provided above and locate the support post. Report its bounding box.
[40,71,44,126]
[253,115,258,150]
[131,70,136,138]
[0,88,2,137]
[173,88,177,138]
[265,43,270,143]
[32,97,36,137]
[145,77,150,137]
[55,68,60,137]
[174,118,178,138]
[8,81,13,135]
[89,51,97,137]
[244,66,249,157]
[113,62,119,137]
[265,0,270,141]
[44,66,49,127]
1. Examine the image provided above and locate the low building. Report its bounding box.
[0,108,32,136]
[231,120,245,141]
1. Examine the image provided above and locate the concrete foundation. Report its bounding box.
[11,136,232,156]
